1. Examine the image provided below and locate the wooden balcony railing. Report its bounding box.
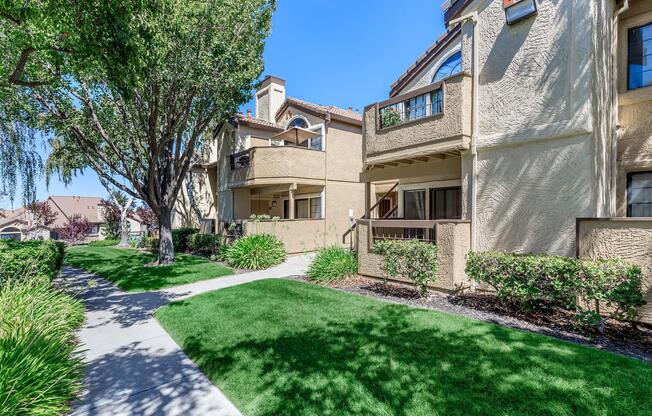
[358,218,471,251]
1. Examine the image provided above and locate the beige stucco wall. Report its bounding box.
[364,74,471,159]
[244,219,326,254]
[615,4,652,216]
[577,219,652,325]
[356,220,471,293]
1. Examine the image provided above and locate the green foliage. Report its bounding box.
[187,233,221,256]
[88,239,119,247]
[144,237,160,252]
[465,252,645,330]
[380,107,402,128]
[157,279,652,416]
[172,228,199,252]
[374,239,439,295]
[226,234,286,270]
[465,252,579,311]
[65,246,233,292]
[0,246,84,416]
[307,247,357,282]
[0,240,65,284]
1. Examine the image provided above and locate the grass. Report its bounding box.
[156,279,652,416]
[65,246,233,292]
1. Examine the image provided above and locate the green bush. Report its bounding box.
[88,239,119,247]
[144,237,159,252]
[465,252,579,311]
[0,240,66,285]
[187,233,221,256]
[172,227,199,252]
[307,246,357,282]
[226,234,286,270]
[465,252,645,330]
[0,268,84,415]
[374,239,439,295]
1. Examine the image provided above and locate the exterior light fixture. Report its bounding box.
[504,0,537,25]
[271,201,277,208]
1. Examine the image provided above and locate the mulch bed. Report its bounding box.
[288,275,652,363]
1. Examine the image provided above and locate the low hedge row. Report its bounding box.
[88,239,119,247]
[172,228,199,252]
[465,252,644,329]
[187,233,221,256]
[0,240,66,285]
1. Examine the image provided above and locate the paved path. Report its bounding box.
[65,254,313,416]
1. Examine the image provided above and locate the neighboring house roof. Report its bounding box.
[0,207,26,229]
[389,24,461,97]
[234,113,284,132]
[47,196,104,227]
[276,97,362,126]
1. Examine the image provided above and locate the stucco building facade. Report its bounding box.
[197,76,365,253]
[356,0,652,308]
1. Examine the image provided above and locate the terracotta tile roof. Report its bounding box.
[389,24,461,97]
[234,114,283,131]
[279,97,362,125]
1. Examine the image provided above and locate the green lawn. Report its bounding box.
[156,279,652,416]
[65,246,233,291]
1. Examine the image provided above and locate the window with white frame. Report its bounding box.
[432,51,462,83]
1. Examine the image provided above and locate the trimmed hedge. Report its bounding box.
[225,234,286,270]
[465,252,644,329]
[374,239,439,295]
[88,239,119,247]
[0,240,66,285]
[307,246,358,282]
[172,228,199,252]
[187,233,221,256]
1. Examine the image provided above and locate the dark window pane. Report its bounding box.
[404,190,426,220]
[430,187,462,220]
[310,197,321,218]
[628,172,652,217]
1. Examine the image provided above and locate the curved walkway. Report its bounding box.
[65,254,313,416]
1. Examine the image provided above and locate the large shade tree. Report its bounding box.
[5,0,275,263]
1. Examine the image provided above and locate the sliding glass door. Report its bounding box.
[430,187,462,220]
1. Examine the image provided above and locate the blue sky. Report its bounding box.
[2,0,447,209]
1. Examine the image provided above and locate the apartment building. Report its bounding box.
[356,0,652,312]
[196,76,364,253]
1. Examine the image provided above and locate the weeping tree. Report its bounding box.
[37,0,274,263]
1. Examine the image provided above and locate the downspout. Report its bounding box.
[611,0,629,217]
[449,12,479,289]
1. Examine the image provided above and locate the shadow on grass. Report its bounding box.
[170,289,652,415]
[65,247,232,292]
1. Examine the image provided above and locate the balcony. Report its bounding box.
[363,72,472,166]
[228,145,326,188]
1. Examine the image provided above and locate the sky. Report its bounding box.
[1,0,447,210]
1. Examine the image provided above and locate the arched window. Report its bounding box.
[286,116,309,130]
[432,51,462,83]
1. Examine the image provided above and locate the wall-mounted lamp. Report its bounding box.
[271,201,277,208]
[504,0,537,25]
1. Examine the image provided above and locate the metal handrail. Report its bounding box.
[342,181,399,245]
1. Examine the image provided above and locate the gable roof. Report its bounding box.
[389,24,462,97]
[276,97,362,126]
[47,196,104,227]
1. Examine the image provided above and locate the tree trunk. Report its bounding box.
[119,220,130,247]
[158,206,175,264]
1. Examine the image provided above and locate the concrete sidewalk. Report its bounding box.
[66,254,313,416]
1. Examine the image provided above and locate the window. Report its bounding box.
[286,117,309,129]
[404,190,426,220]
[628,23,652,90]
[430,89,443,115]
[309,135,322,150]
[628,171,652,217]
[404,94,427,121]
[429,187,462,220]
[432,51,462,83]
[310,197,321,218]
[294,197,321,219]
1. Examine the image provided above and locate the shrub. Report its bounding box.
[0,240,66,284]
[172,227,199,252]
[0,279,85,416]
[307,246,357,282]
[88,239,119,247]
[144,237,159,252]
[465,252,645,331]
[57,214,93,245]
[187,233,221,256]
[380,107,402,128]
[374,239,438,295]
[465,252,579,311]
[226,234,286,270]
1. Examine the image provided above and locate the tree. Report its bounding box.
[100,199,121,240]
[25,200,57,239]
[57,214,91,245]
[135,205,157,236]
[98,178,134,247]
[38,0,274,264]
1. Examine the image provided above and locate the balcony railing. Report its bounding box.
[379,88,443,129]
[230,149,251,170]
[358,218,470,251]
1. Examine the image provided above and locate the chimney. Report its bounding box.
[255,75,286,123]
[348,106,353,111]
[246,109,252,119]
